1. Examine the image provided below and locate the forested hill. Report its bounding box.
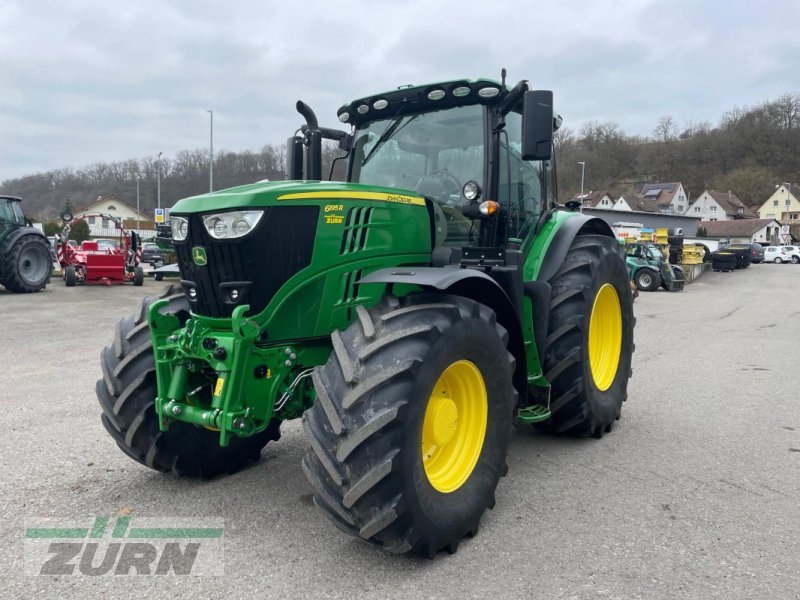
[2,93,798,220]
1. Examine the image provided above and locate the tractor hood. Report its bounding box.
[167,180,433,336]
[170,180,425,214]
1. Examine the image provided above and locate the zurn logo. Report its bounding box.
[24,516,223,576]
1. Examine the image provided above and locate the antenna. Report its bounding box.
[501,68,507,88]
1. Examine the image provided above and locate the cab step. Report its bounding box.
[516,404,551,424]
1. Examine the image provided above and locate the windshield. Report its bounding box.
[648,246,663,259]
[350,104,484,246]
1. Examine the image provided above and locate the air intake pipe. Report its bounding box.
[296,101,322,180]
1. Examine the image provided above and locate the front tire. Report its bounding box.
[65,266,77,287]
[302,294,515,556]
[96,286,280,478]
[133,266,144,286]
[542,235,635,437]
[634,268,660,292]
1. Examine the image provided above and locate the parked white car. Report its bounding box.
[779,246,800,264]
[764,247,791,263]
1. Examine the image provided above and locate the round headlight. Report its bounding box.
[427,89,446,101]
[338,112,350,123]
[463,180,481,201]
[373,99,388,110]
[213,219,227,238]
[452,86,471,97]
[478,87,500,98]
[187,287,197,300]
[232,218,250,235]
[357,104,369,115]
[178,220,188,238]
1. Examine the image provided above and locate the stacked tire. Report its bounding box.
[667,236,683,265]
[727,247,751,269]
[711,250,736,272]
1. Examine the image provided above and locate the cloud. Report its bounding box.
[1,0,798,182]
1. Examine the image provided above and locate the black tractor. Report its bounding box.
[0,196,52,293]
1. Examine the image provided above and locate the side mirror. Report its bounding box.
[522,90,553,161]
[285,136,304,180]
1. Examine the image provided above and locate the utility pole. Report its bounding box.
[578,161,586,213]
[157,151,163,210]
[208,110,214,192]
[135,176,140,235]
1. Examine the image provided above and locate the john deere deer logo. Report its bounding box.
[192,247,207,266]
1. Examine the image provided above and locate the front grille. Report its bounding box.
[175,206,319,317]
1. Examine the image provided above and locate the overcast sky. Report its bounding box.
[1,0,798,183]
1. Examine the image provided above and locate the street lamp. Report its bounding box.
[577,161,586,213]
[208,110,214,192]
[157,151,163,210]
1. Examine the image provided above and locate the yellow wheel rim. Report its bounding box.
[422,360,488,493]
[588,283,623,391]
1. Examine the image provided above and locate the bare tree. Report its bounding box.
[653,115,678,143]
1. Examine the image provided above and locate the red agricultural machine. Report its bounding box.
[56,212,144,286]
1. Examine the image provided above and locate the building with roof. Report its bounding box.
[74,194,156,240]
[699,218,782,244]
[686,190,757,221]
[569,190,615,209]
[612,194,659,213]
[640,182,689,215]
[756,183,800,224]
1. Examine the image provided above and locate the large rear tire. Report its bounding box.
[1,235,51,293]
[302,294,515,556]
[96,286,280,478]
[542,235,634,437]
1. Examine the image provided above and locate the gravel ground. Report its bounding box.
[1,264,798,599]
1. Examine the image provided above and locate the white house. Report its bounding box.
[570,190,615,209]
[757,183,800,223]
[686,190,757,221]
[74,195,156,240]
[699,218,781,244]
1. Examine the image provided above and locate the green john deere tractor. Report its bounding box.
[0,196,52,293]
[97,76,635,557]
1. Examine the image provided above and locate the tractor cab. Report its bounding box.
[0,197,27,240]
[288,78,559,254]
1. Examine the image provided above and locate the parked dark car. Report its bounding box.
[141,243,166,266]
[725,243,764,263]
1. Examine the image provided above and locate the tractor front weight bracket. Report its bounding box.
[148,302,310,447]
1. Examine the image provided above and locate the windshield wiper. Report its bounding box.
[361,113,420,167]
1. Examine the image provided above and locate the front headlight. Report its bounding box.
[171,216,189,241]
[202,211,264,240]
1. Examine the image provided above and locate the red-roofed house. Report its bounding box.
[640,182,689,215]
